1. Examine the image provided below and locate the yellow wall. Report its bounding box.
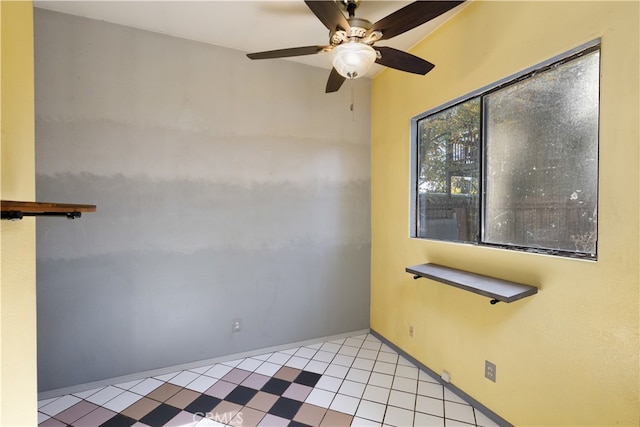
[371,1,639,426]
[0,1,37,425]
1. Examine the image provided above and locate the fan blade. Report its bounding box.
[326,67,346,93]
[375,46,435,75]
[247,45,328,60]
[304,0,350,32]
[372,1,464,41]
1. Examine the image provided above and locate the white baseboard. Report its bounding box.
[38,328,370,401]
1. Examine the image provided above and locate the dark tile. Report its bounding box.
[294,371,322,388]
[268,397,303,420]
[289,421,312,427]
[98,413,137,427]
[261,377,292,396]
[225,385,258,406]
[138,403,181,426]
[184,394,222,415]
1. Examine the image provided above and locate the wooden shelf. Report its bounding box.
[406,263,537,304]
[1,200,96,220]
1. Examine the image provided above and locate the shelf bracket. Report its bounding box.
[1,211,24,221]
[1,210,83,220]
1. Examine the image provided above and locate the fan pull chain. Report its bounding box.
[350,86,355,121]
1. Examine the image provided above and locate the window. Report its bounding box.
[411,43,600,259]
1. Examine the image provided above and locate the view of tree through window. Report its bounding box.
[416,98,480,242]
[413,45,600,259]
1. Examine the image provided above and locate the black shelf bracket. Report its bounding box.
[1,211,82,220]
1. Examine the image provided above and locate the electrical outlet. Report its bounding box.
[441,370,451,383]
[485,360,496,382]
[232,318,242,333]
[409,325,414,338]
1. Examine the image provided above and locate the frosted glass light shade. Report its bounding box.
[332,42,376,79]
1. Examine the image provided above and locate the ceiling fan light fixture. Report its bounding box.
[332,42,376,79]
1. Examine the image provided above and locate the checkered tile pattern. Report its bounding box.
[38,333,500,426]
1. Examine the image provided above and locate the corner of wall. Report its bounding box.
[0,1,37,425]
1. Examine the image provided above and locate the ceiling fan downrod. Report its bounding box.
[342,0,359,18]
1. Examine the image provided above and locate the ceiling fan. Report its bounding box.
[247,0,465,93]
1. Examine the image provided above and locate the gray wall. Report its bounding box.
[34,9,371,392]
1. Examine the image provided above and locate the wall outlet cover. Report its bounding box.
[232,318,242,333]
[485,360,496,382]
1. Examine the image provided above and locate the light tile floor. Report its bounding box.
[38,333,501,426]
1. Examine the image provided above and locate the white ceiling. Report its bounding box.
[34,0,467,77]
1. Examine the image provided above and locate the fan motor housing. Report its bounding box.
[330,17,374,46]
[347,18,371,38]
